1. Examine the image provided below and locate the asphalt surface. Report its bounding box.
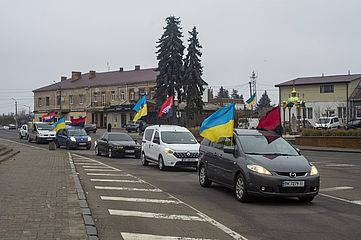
[1,129,361,240]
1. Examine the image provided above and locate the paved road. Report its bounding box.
[1,129,361,240]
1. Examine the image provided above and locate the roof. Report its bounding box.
[33,68,159,92]
[146,125,189,131]
[234,129,277,136]
[275,74,361,87]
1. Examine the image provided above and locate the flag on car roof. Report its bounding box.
[158,96,174,119]
[71,116,86,128]
[200,103,235,142]
[256,105,282,136]
[42,112,55,122]
[53,117,66,132]
[133,95,147,122]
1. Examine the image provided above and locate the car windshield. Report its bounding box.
[238,135,299,156]
[161,131,197,144]
[68,129,87,136]
[318,118,330,124]
[108,134,133,141]
[36,124,53,130]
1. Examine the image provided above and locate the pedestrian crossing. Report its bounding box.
[72,153,248,240]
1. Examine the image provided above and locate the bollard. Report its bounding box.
[49,141,56,150]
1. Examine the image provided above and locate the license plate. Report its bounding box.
[47,138,53,141]
[125,150,134,153]
[182,158,197,162]
[282,181,305,187]
[79,143,87,145]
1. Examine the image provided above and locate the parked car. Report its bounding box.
[314,116,340,129]
[55,128,91,150]
[141,125,200,170]
[125,120,146,133]
[27,122,56,143]
[346,119,361,129]
[95,132,141,158]
[8,124,16,130]
[84,123,97,133]
[198,129,320,202]
[19,124,28,139]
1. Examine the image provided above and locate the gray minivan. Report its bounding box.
[198,129,320,202]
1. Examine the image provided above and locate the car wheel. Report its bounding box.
[86,145,91,150]
[93,130,96,133]
[35,137,40,144]
[234,173,250,202]
[127,130,131,133]
[28,136,32,142]
[19,133,23,139]
[199,164,212,187]
[298,196,315,202]
[158,155,166,171]
[25,134,28,140]
[95,146,101,156]
[66,141,71,150]
[141,152,149,166]
[108,147,113,158]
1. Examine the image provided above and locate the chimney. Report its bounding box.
[119,67,124,72]
[348,70,351,75]
[72,71,82,81]
[322,73,324,77]
[61,76,67,82]
[135,65,140,71]
[89,70,96,79]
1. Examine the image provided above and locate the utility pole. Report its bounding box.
[11,98,18,129]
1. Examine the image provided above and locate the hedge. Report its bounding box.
[301,129,361,136]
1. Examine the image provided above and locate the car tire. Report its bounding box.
[95,146,101,156]
[158,155,166,171]
[19,134,23,139]
[141,152,149,166]
[28,136,32,142]
[199,164,212,187]
[35,137,40,144]
[93,130,96,133]
[108,147,113,158]
[66,141,71,150]
[86,145,91,150]
[298,196,315,202]
[127,130,131,133]
[234,173,250,202]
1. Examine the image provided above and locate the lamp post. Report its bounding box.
[11,98,18,129]
[282,100,287,134]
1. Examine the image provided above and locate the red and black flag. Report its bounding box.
[71,116,86,128]
[158,96,174,119]
[257,106,282,135]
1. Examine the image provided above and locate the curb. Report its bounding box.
[297,147,361,154]
[0,150,20,164]
[68,152,99,240]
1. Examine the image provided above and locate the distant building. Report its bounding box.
[276,73,361,126]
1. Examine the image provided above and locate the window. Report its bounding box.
[38,98,42,107]
[130,91,134,100]
[120,91,125,100]
[144,129,154,141]
[93,92,98,102]
[307,108,313,119]
[102,93,106,106]
[153,131,160,144]
[111,91,115,101]
[46,97,49,106]
[338,107,346,119]
[57,96,61,105]
[69,95,74,105]
[356,107,361,119]
[320,84,334,93]
[79,95,84,104]
[326,110,335,117]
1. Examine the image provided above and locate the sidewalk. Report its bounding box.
[0,139,87,240]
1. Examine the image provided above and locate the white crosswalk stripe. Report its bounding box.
[101,196,180,204]
[121,232,215,240]
[84,169,121,172]
[95,186,162,192]
[86,173,132,176]
[91,179,142,183]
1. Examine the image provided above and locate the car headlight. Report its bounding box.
[247,165,272,175]
[70,137,76,142]
[310,165,318,175]
[164,147,174,155]
[115,146,124,149]
[87,136,91,141]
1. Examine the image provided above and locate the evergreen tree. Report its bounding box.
[231,89,240,99]
[257,90,272,109]
[183,26,204,120]
[240,94,244,101]
[155,16,185,107]
[217,86,230,98]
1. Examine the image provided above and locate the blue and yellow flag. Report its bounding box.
[53,117,66,132]
[246,93,256,107]
[200,103,235,142]
[133,95,147,122]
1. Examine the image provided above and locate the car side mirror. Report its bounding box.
[224,147,236,155]
[296,148,301,154]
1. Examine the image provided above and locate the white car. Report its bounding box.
[28,122,56,143]
[19,124,28,139]
[314,116,340,129]
[141,125,200,171]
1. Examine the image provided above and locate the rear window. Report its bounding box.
[144,129,154,141]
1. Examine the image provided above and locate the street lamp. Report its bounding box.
[11,98,18,129]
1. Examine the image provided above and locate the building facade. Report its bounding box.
[276,74,361,126]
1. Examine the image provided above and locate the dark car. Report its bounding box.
[55,128,91,150]
[84,123,97,133]
[198,129,320,202]
[95,132,141,158]
[346,119,361,129]
[125,120,146,133]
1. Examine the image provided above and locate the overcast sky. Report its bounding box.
[1,0,361,114]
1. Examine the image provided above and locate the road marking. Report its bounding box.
[109,209,206,222]
[121,232,214,240]
[320,193,361,206]
[326,164,355,167]
[351,200,361,205]
[82,166,112,169]
[87,173,132,176]
[74,163,101,165]
[95,186,162,192]
[320,186,354,192]
[101,196,180,204]
[84,169,121,172]
[91,179,142,183]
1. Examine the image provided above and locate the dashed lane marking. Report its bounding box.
[74,163,102,165]
[352,200,361,205]
[326,164,356,167]
[101,196,180,204]
[320,193,361,206]
[91,179,142,183]
[320,186,354,192]
[121,232,215,240]
[95,186,162,192]
[108,209,206,222]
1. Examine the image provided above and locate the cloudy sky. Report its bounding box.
[1,0,361,114]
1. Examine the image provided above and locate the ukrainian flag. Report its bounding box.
[133,95,147,122]
[53,117,66,132]
[200,103,235,142]
[246,93,256,107]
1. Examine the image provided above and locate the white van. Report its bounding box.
[141,125,200,171]
[27,122,56,143]
[314,116,340,129]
